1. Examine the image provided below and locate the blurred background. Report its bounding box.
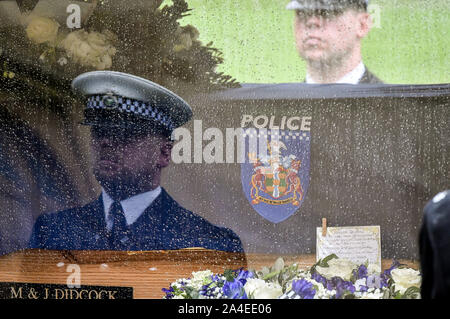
[180,0,449,84]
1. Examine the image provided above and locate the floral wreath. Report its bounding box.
[0,0,239,104]
[163,254,422,299]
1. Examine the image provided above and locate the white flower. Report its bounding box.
[59,29,117,70]
[244,278,265,296]
[391,268,421,294]
[173,25,200,52]
[306,278,329,299]
[367,263,381,275]
[57,57,68,66]
[359,290,384,299]
[315,258,357,281]
[244,278,282,299]
[26,16,59,44]
[354,278,368,291]
[190,270,213,290]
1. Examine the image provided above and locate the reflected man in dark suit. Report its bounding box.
[287,0,383,84]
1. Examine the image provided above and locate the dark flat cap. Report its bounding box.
[71,71,193,135]
[286,0,369,11]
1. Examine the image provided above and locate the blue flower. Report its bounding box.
[384,260,400,276]
[377,261,400,289]
[223,280,247,299]
[358,284,369,292]
[329,277,355,299]
[200,283,215,298]
[292,279,316,299]
[219,268,254,299]
[366,274,382,289]
[235,269,254,286]
[353,265,368,279]
[200,274,225,298]
[162,286,175,299]
[311,272,327,286]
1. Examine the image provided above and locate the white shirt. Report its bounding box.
[102,186,162,231]
[306,62,366,84]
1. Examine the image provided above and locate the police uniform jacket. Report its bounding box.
[359,69,383,84]
[419,191,450,299]
[29,188,244,253]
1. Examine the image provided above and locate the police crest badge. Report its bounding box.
[241,128,310,223]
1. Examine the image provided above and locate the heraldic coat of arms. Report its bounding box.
[241,129,310,223]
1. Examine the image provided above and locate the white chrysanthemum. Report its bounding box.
[173,25,200,52]
[244,278,282,299]
[391,268,421,294]
[59,30,117,70]
[190,270,213,290]
[26,16,59,44]
[315,258,357,281]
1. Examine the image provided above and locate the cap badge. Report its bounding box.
[102,94,118,109]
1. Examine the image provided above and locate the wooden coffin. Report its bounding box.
[0,249,419,299]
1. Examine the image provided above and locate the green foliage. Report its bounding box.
[310,253,339,276]
[401,286,421,299]
[223,269,235,282]
[252,257,300,293]
[85,0,240,91]
[0,0,239,106]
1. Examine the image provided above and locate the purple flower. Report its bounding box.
[311,272,327,286]
[200,274,225,297]
[292,279,316,299]
[376,261,400,289]
[384,260,400,276]
[353,265,368,279]
[379,274,390,288]
[223,280,247,299]
[367,275,383,289]
[358,284,369,292]
[329,277,355,299]
[211,274,222,283]
[235,269,254,285]
[200,283,216,298]
[162,287,175,299]
[208,268,254,299]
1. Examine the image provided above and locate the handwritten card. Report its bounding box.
[316,226,381,267]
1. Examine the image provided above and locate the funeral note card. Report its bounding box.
[316,225,381,267]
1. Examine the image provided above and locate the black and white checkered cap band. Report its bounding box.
[86,95,175,131]
[278,290,303,299]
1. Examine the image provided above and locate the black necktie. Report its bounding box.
[109,201,129,249]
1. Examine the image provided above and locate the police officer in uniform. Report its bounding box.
[29,71,244,252]
[286,0,383,84]
[419,190,450,299]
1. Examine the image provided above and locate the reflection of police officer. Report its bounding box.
[287,0,383,84]
[419,190,450,299]
[29,71,243,252]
